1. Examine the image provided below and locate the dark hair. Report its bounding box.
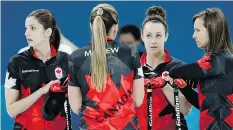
[119,24,141,41]
[89,4,119,92]
[28,9,61,50]
[193,8,233,54]
[142,6,168,35]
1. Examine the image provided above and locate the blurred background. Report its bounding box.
[1,1,233,130]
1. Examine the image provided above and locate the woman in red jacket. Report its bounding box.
[136,6,194,130]
[4,9,69,130]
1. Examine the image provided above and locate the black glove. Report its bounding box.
[42,75,68,121]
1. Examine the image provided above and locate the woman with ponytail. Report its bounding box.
[4,9,69,130]
[68,3,144,130]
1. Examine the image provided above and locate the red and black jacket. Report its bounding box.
[68,38,143,130]
[170,49,233,130]
[5,46,69,130]
[136,49,189,130]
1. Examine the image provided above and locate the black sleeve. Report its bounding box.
[170,54,224,79]
[170,60,199,109]
[4,58,21,90]
[170,62,204,79]
[131,46,144,79]
[68,54,81,87]
[179,79,199,109]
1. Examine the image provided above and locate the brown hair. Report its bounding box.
[193,8,233,54]
[142,6,168,36]
[28,9,61,50]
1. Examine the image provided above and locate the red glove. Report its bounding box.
[144,77,166,89]
[50,83,66,92]
[173,78,187,88]
[162,71,186,88]
[197,55,212,70]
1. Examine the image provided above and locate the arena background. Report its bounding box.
[1,1,233,130]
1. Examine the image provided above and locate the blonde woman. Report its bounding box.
[68,3,144,130]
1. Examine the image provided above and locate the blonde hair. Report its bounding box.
[90,4,118,92]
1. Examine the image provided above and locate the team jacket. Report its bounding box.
[68,38,143,130]
[170,49,233,130]
[4,45,69,130]
[136,49,189,130]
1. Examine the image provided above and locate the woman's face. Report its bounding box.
[142,21,167,55]
[193,18,209,49]
[25,16,49,47]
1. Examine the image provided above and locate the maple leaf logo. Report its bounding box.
[84,71,135,110]
[85,74,120,110]
[55,67,63,79]
[21,85,31,97]
[56,68,62,74]
[83,71,136,129]
[5,72,17,88]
